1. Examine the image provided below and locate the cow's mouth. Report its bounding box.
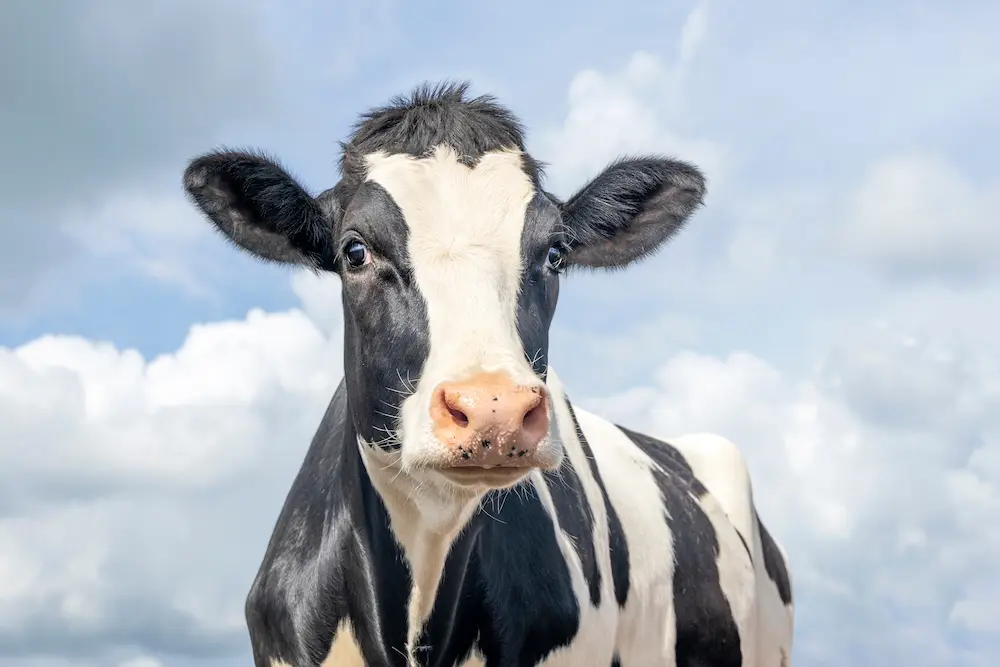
[434,466,533,489]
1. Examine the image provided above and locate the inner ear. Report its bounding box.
[558,157,706,270]
[183,149,338,271]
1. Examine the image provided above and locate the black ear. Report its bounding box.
[558,157,706,269]
[183,149,337,271]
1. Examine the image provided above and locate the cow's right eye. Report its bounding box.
[344,240,371,268]
[546,243,567,272]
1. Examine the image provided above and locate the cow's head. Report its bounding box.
[183,83,704,494]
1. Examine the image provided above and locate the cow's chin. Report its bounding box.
[432,465,534,491]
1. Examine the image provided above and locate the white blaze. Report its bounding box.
[364,145,541,469]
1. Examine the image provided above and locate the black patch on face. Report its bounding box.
[568,402,632,609]
[757,509,793,605]
[338,183,430,450]
[618,427,743,667]
[517,193,563,378]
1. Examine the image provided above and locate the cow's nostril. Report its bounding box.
[522,400,547,438]
[448,406,470,428]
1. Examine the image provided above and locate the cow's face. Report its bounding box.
[333,146,564,486]
[182,91,704,493]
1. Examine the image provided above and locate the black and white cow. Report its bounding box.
[183,82,794,667]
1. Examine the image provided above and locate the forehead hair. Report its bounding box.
[337,82,545,191]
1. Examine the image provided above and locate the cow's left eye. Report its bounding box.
[344,240,371,269]
[546,244,567,272]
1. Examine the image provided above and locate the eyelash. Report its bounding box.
[546,242,568,273]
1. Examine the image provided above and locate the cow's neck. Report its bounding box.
[359,438,481,661]
[352,368,570,661]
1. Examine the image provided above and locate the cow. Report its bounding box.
[182,81,794,667]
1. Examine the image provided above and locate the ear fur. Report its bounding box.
[183,149,337,271]
[559,156,706,269]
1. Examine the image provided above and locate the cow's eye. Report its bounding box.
[546,244,567,272]
[344,240,371,269]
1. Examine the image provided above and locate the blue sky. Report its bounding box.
[2,1,999,666]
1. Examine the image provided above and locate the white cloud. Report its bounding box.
[0,270,344,662]
[679,1,710,65]
[0,0,277,312]
[3,260,999,665]
[58,187,213,296]
[724,224,778,281]
[3,309,331,490]
[951,599,1000,634]
[836,152,1000,280]
[537,3,726,196]
[577,320,1000,666]
[118,658,162,667]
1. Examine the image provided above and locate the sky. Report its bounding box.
[1,0,999,665]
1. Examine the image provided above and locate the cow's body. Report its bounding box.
[247,372,793,667]
[181,82,794,667]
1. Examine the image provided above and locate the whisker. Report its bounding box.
[378,398,403,414]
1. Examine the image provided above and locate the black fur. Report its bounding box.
[182,150,336,270]
[517,193,564,377]
[557,156,706,270]
[340,81,535,181]
[337,183,429,448]
[758,509,793,605]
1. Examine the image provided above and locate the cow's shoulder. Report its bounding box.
[621,429,759,541]
[570,414,753,666]
[615,424,755,563]
[245,381,411,666]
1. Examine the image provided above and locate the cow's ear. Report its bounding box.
[558,157,706,270]
[183,149,337,271]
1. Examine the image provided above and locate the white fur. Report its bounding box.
[319,619,365,666]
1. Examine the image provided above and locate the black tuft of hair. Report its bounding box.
[339,80,532,182]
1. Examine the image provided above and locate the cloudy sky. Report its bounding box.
[2,0,999,665]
